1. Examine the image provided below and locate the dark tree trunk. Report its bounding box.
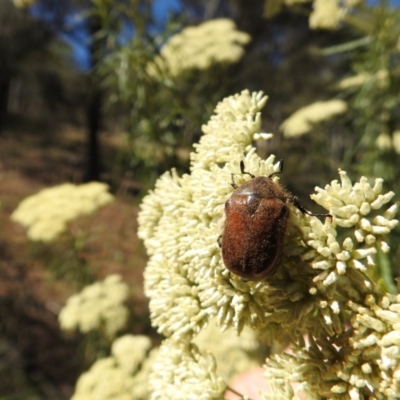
[0,77,10,132]
[86,80,102,181]
[85,15,103,182]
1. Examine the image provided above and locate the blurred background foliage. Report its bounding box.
[1,0,400,398]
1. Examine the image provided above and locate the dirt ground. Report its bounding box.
[0,121,150,399]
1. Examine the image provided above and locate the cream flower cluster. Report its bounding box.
[337,70,390,91]
[263,172,399,398]
[265,0,363,29]
[300,170,397,301]
[193,319,266,381]
[148,339,226,400]
[149,18,250,79]
[280,99,348,137]
[11,182,114,242]
[265,292,400,399]
[349,293,400,398]
[309,0,347,30]
[138,90,398,398]
[59,274,129,338]
[376,130,400,154]
[139,91,275,340]
[72,334,155,400]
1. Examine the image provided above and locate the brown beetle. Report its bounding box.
[220,161,330,280]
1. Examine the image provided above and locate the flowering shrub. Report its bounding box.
[148,18,251,79]
[265,0,363,30]
[11,182,114,242]
[59,274,129,339]
[138,90,399,399]
[71,334,155,400]
[280,99,348,137]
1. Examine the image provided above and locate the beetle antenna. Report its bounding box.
[268,159,283,178]
[291,197,332,220]
[240,161,255,178]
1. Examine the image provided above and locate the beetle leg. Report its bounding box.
[217,235,222,248]
[291,196,332,220]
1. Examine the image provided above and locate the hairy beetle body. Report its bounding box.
[220,161,330,281]
[221,176,290,280]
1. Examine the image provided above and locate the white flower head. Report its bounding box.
[309,0,346,30]
[139,90,398,398]
[149,19,251,79]
[393,131,400,154]
[11,182,114,242]
[280,99,348,137]
[71,334,155,400]
[310,170,398,258]
[337,69,389,91]
[139,90,398,337]
[265,293,400,398]
[266,0,363,31]
[308,0,364,30]
[148,339,226,400]
[112,334,152,374]
[193,319,266,381]
[59,274,129,338]
[139,91,279,340]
